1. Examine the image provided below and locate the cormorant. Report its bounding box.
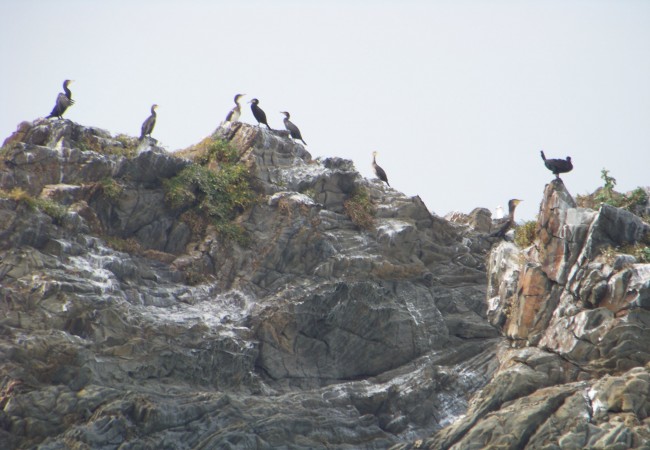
[140,104,158,140]
[47,79,75,119]
[540,151,572,178]
[249,99,271,130]
[280,111,307,145]
[372,151,390,186]
[225,94,245,123]
[490,199,522,238]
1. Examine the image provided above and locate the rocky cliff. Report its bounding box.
[395,179,650,449]
[1,119,648,449]
[1,119,502,449]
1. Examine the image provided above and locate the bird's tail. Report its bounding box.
[540,150,546,161]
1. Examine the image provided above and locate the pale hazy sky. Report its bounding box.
[1,0,649,221]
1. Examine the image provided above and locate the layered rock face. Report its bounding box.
[400,179,650,449]
[1,119,500,449]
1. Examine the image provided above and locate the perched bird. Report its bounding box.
[490,199,522,238]
[47,79,75,119]
[372,151,390,186]
[280,111,307,145]
[540,150,573,178]
[140,104,158,140]
[249,99,271,130]
[225,94,245,123]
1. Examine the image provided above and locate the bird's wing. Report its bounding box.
[287,121,302,138]
[50,93,70,116]
[141,115,155,136]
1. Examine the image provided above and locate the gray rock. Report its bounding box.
[0,120,499,449]
[6,119,646,450]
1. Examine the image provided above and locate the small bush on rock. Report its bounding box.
[514,220,537,248]
[0,188,67,222]
[344,187,375,230]
[577,169,648,215]
[164,139,256,242]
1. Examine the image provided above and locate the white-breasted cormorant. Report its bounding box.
[490,199,522,238]
[140,104,158,140]
[250,99,271,130]
[372,151,389,186]
[280,111,307,145]
[225,94,245,123]
[47,80,75,119]
[541,151,572,178]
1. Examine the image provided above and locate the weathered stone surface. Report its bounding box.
[255,281,449,385]
[6,118,647,449]
[445,207,492,234]
[0,119,500,449]
[394,179,650,449]
[439,365,650,450]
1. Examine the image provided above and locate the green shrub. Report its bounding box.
[33,197,68,222]
[99,178,123,201]
[619,187,648,213]
[344,187,375,230]
[164,139,255,243]
[514,220,537,248]
[578,169,648,214]
[594,169,618,205]
[201,139,239,165]
[0,188,67,222]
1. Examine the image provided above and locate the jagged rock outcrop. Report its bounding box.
[0,119,500,449]
[6,118,646,450]
[394,178,650,449]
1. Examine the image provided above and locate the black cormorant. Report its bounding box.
[249,99,271,130]
[280,111,307,145]
[490,199,522,238]
[47,80,75,119]
[140,104,158,140]
[541,151,572,178]
[372,151,390,186]
[225,94,245,123]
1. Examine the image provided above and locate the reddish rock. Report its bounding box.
[505,264,557,344]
